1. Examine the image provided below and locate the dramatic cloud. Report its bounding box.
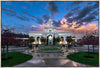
[42,14,50,23]
[34,17,44,24]
[64,2,99,28]
[23,11,32,17]
[53,20,61,27]
[2,8,17,15]
[23,11,44,24]
[56,18,98,37]
[48,1,59,16]
[2,1,99,37]
[75,6,92,20]
[31,17,98,37]
[64,12,73,19]
[16,15,29,21]
[31,23,49,31]
[81,15,96,22]
[2,8,31,22]
[75,2,98,20]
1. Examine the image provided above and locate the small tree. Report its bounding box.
[66,36,73,44]
[78,32,99,57]
[90,31,99,53]
[29,36,35,45]
[40,37,46,44]
[2,29,16,59]
[55,37,61,44]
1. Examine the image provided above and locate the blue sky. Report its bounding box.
[1,1,99,36]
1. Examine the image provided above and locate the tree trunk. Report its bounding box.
[3,47,5,53]
[93,45,94,53]
[6,45,8,59]
[88,45,90,56]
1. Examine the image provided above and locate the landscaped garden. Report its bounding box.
[1,52,33,67]
[38,45,62,52]
[67,52,99,66]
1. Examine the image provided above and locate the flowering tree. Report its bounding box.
[1,28,29,59]
[90,32,99,53]
[78,31,99,56]
[1,29,16,59]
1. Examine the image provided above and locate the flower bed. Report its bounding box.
[38,45,62,52]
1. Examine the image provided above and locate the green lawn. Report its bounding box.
[67,52,99,66]
[1,52,33,67]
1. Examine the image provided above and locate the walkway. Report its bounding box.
[14,48,92,67]
[14,58,91,67]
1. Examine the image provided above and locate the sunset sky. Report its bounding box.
[1,1,99,37]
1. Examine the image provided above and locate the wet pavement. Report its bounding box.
[14,47,92,67]
[14,58,91,67]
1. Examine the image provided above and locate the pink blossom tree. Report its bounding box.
[77,31,99,56]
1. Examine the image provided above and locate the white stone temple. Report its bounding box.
[29,18,81,45]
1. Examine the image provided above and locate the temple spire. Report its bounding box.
[49,11,53,27]
[49,18,52,27]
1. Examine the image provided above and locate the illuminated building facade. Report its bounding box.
[29,18,80,45]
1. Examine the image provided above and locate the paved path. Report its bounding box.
[14,50,91,67]
[14,58,91,67]
[14,47,96,67]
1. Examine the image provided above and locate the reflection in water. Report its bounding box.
[72,61,78,67]
[59,59,70,65]
[23,49,88,67]
[28,59,45,64]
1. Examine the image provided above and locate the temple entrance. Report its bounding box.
[61,37,64,44]
[47,35,53,45]
[37,37,40,44]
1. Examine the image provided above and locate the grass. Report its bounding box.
[1,52,33,67]
[40,47,60,50]
[67,52,99,66]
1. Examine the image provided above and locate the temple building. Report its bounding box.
[29,18,81,45]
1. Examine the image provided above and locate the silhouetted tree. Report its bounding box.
[55,37,61,44]
[40,37,46,44]
[66,36,73,44]
[29,36,35,44]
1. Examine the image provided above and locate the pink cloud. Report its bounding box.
[31,23,49,31]
[56,18,98,37]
